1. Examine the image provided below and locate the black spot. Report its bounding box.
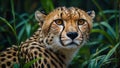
[1,58,5,61]
[1,64,6,68]
[44,59,47,64]
[47,64,50,68]
[26,49,28,52]
[13,52,16,56]
[7,55,12,58]
[35,62,37,67]
[35,56,37,59]
[38,66,41,68]
[7,51,11,54]
[0,54,5,57]
[36,47,42,52]
[60,13,63,18]
[39,59,41,63]
[44,53,49,58]
[39,54,42,57]
[45,49,49,53]
[14,48,18,51]
[34,51,38,55]
[40,40,43,43]
[46,39,48,43]
[13,58,16,62]
[49,53,58,64]
[57,56,64,64]
[59,62,63,68]
[41,63,44,68]
[7,62,11,66]
[30,47,35,49]
[28,54,31,58]
[31,42,38,45]
[51,60,57,68]
[61,54,66,59]
[49,49,53,52]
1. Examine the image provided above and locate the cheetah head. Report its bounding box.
[35,7,95,50]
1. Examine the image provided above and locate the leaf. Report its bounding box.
[13,63,20,68]
[18,26,25,41]
[91,46,109,58]
[25,23,31,37]
[99,10,119,15]
[0,17,16,37]
[23,57,42,68]
[88,59,96,68]
[91,29,114,45]
[101,42,120,65]
[93,21,116,39]
[100,21,116,39]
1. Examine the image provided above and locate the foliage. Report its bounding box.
[0,0,119,68]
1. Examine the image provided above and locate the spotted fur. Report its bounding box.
[0,7,95,68]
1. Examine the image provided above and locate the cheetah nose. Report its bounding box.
[67,32,78,40]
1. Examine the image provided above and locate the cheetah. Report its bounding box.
[0,7,95,68]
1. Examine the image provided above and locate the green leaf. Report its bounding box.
[25,23,31,37]
[13,63,20,68]
[93,21,116,39]
[101,42,120,65]
[91,29,114,45]
[99,10,119,14]
[0,17,16,37]
[91,46,109,58]
[88,59,96,68]
[100,21,116,38]
[18,26,25,41]
[23,57,42,68]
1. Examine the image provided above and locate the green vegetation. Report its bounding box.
[0,0,119,68]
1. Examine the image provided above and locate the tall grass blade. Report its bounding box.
[100,42,120,67]
[91,46,109,58]
[25,23,31,37]
[92,0,106,20]
[100,22,116,38]
[0,17,16,36]
[10,0,16,27]
[91,29,114,45]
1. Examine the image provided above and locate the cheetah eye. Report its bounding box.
[54,19,63,25]
[77,19,86,25]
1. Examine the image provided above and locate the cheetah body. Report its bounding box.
[0,7,95,68]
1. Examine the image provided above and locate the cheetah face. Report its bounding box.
[35,7,95,49]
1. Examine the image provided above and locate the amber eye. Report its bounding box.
[78,19,86,25]
[54,19,63,25]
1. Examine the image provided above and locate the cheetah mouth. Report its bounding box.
[67,42,78,46]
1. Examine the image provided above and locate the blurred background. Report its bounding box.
[0,0,119,68]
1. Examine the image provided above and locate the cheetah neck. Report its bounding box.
[58,48,80,65]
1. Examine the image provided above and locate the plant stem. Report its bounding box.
[92,0,107,21]
[10,0,18,45]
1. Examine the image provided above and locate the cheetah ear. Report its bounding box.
[35,11,46,26]
[87,10,95,19]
